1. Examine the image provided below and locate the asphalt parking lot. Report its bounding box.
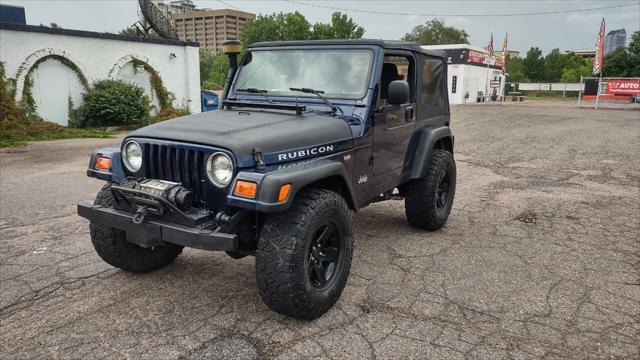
[1,101,639,359]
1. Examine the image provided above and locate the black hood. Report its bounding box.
[127,109,353,164]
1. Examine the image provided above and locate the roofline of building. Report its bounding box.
[0,22,200,47]
[421,43,489,54]
[173,8,256,19]
[565,49,596,53]
[606,29,626,35]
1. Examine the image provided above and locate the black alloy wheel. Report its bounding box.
[307,223,342,288]
[436,169,451,211]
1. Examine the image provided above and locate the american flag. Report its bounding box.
[487,33,494,58]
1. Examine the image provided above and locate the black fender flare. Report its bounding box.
[231,159,356,213]
[409,126,454,179]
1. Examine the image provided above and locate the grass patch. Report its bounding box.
[0,118,112,147]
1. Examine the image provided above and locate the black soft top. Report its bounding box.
[248,39,446,59]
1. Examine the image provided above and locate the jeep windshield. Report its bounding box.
[233,49,373,100]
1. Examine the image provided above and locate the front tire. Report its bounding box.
[404,149,456,230]
[256,189,353,320]
[89,184,183,273]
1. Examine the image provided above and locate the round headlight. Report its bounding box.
[122,141,142,173]
[206,152,233,187]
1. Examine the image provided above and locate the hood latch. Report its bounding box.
[252,149,265,168]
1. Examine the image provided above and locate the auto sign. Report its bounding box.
[605,80,640,95]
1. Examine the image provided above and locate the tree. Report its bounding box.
[401,19,469,45]
[560,53,591,82]
[119,25,161,38]
[522,47,545,82]
[311,12,365,40]
[603,47,633,77]
[505,56,526,83]
[119,26,138,36]
[629,31,640,76]
[240,11,364,46]
[199,50,229,90]
[543,49,566,83]
[240,11,311,46]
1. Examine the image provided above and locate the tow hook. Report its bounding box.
[132,206,148,224]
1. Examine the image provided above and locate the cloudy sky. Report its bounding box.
[2,0,639,54]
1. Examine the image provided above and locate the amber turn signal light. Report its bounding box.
[278,184,292,202]
[234,180,257,198]
[95,156,111,170]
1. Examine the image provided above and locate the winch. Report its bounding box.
[133,179,193,211]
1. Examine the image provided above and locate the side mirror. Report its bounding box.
[388,80,409,105]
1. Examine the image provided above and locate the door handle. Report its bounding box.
[405,106,415,122]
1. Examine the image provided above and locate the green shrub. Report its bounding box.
[78,80,150,128]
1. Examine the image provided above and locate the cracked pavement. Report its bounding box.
[1,101,639,359]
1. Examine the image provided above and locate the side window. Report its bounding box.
[380,55,414,105]
[421,58,447,117]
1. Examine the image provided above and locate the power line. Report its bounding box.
[284,0,639,17]
[216,0,242,11]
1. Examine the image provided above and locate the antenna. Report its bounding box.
[137,0,179,39]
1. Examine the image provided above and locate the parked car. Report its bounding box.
[78,39,456,319]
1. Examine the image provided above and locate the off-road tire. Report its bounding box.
[405,149,456,230]
[256,189,353,320]
[89,184,183,273]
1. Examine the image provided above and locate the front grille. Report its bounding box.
[143,143,207,206]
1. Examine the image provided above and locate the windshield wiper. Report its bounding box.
[236,88,275,104]
[289,87,341,114]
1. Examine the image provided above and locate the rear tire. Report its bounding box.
[89,184,183,273]
[405,149,456,230]
[255,189,353,320]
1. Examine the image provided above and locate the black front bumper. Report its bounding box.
[78,204,239,251]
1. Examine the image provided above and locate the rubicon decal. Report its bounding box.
[252,139,352,166]
[277,145,335,161]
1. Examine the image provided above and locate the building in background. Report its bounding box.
[422,44,505,105]
[156,0,197,15]
[604,29,627,55]
[0,23,201,125]
[173,9,255,52]
[0,4,26,25]
[565,49,596,58]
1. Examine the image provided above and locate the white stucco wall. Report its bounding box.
[0,26,201,125]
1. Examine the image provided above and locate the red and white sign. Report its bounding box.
[605,80,640,95]
[593,18,605,75]
[468,50,485,64]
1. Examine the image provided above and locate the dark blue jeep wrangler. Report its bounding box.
[78,39,456,319]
